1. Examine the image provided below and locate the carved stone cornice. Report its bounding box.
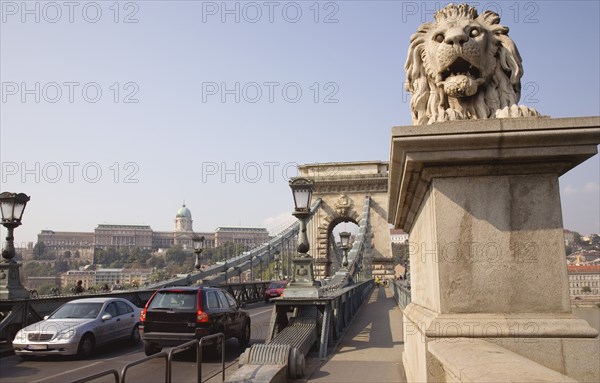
[313,177,388,193]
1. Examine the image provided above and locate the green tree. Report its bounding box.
[37,283,60,296]
[55,260,69,273]
[582,285,592,293]
[23,261,54,277]
[148,256,166,269]
[33,242,46,259]
[165,245,189,265]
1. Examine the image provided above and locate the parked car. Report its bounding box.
[13,297,141,359]
[140,286,250,356]
[264,281,288,303]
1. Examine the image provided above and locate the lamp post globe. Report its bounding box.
[192,235,205,271]
[0,192,31,300]
[289,178,313,255]
[339,231,351,268]
[0,192,30,262]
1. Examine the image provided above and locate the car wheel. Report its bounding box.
[130,325,141,345]
[144,341,161,356]
[77,334,95,358]
[238,321,251,349]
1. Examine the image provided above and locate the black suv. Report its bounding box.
[140,286,250,356]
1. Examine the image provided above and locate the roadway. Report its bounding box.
[0,302,274,383]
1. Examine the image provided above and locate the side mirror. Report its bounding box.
[101,313,112,321]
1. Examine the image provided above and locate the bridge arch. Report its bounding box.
[322,215,359,276]
[298,161,394,280]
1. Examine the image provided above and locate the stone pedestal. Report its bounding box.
[388,116,600,382]
[284,256,321,299]
[0,261,30,300]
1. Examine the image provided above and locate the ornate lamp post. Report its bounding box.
[192,235,205,271]
[286,178,320,298]
[0,192,31,300]
[339,231,351,268]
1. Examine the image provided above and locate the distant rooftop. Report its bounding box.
[567,265,600,274]
[215,227,268,232]
[96,224,152,230]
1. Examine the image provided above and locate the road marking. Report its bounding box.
[31,361,103,383]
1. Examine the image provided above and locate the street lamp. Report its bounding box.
[192,235,205,271]
[339,231,351,268]
[0,192,31,300]
[289,178,313,255]
[286,177,320,298]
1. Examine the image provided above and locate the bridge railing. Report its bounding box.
[391,279,411,309]
[71,333,225,383]
[266,280,374,360]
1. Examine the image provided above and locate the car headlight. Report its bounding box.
[55,329,76,341]
[14,330,25,342]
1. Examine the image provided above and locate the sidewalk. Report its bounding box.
[297,286,407,383]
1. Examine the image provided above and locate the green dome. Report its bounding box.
[176,204,192,219]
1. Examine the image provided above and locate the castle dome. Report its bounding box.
[176,204,192,219]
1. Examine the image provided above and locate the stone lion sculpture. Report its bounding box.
[405,3,540,125]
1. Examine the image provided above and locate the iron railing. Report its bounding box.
[391,279,411,309]
[71,333,224,383]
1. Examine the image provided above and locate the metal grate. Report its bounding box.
[28,333,53,341]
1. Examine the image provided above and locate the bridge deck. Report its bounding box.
[294,285,406,383]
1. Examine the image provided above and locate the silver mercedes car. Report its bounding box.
[13,297,141,359]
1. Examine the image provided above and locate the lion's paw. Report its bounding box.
[495,105,541,119]
[428,109,466,124]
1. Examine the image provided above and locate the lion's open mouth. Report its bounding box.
[437,57,484,97]
[440,57,481,81]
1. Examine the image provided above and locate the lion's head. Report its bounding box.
[405,3,539,125]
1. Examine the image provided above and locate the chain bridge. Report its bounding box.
[0,160,402,383]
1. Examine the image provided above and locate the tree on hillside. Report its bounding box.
[33,242,46,258]
[148,256,166,269]
[165,245,189,265]
[582,285,592,293]
[55,260,69,273]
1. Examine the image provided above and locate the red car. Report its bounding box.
[264,281,288,302]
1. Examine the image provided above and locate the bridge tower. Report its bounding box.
[298,161,393,280]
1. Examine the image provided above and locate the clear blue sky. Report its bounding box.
[1,0,599,245]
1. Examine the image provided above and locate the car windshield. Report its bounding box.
[268,282,286,289]
[148,291,197,310]
[50,302,104,319]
